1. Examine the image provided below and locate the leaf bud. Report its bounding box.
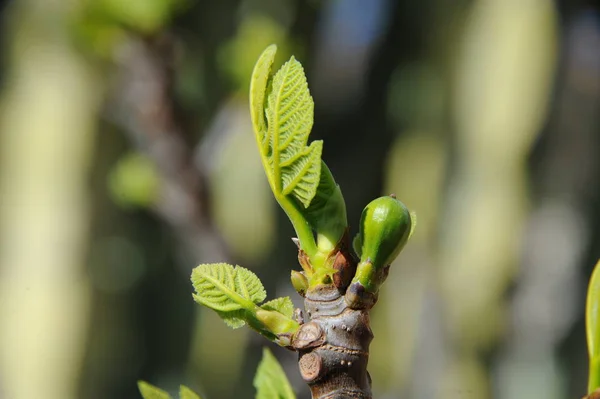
[291,270,308,297]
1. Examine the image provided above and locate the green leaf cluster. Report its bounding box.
[138,382,201,399]
[191,263,299,344]
[138,348,295,399]
[73,0,187,57]
[249,45,347,271]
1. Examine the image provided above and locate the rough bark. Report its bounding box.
[291,237,375,399]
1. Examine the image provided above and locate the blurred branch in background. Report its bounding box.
[107,35,230,264]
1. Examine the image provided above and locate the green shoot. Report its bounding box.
[249,45,347,271]
[587,260,600,393]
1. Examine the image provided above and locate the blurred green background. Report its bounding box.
[0,0,599,398]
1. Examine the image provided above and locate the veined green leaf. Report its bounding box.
[179,385,202,399]
[191,263,266,328]
[192,263,299,339]
[254,348,296,399]
[250,44,277,142]
[264,56,319,207]
[138,381,172,399]
[302,162,347,254]
[587,260,600,393]
[250,46,348,265]
[261,297,294,319]
[215,309,247,329]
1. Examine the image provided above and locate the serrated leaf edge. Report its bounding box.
[191,264,264,312]
[261,297,294,319]
[137,381,172,399]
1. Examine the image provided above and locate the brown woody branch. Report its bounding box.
[290,232,374,399]
[107,35,230,263]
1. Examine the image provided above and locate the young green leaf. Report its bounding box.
[179,385,202,399]
[250,44,277,140]
[254,348,296,399]
[138,381,172,399]
[192,263,300,341]
[587,260,600,393]
[261,297,294,318]
[250,45,348,266]
[302,162,347,256]
[191,263,266,328]
[265,55,320,207]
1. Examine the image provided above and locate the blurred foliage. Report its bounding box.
[138,380,202,399]
[74,0,188,57]
[219,14,291,93]
[1,1,600,399]
[108,152,160,208]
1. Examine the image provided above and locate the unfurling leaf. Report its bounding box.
[587,260,600,393]
[302,163,347,255]
[191,263,266,328]
[138,381,172,399]
[262,52,320,207]
[250,45,347,266]
[261,297,294,318]
[254,348,296,399]
[250,44,277,138]
[191,263,300,341]
[179,385,202,399]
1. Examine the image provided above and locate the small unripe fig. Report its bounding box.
[346,195,412,309]
[354,195,412,268]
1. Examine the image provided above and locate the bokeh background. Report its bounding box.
[0,0,599,398]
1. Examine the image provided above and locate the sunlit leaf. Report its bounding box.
[250,46,348,264]
[261,297,294,319]
[251,46,321,209]
[192,263,266,328]
[266,58,320,207]
[254,348,296,399]
[138,381,172,399]
[250,44,277,140]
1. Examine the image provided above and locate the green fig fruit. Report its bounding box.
[346,195,412,309]
[354,195,412,268]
